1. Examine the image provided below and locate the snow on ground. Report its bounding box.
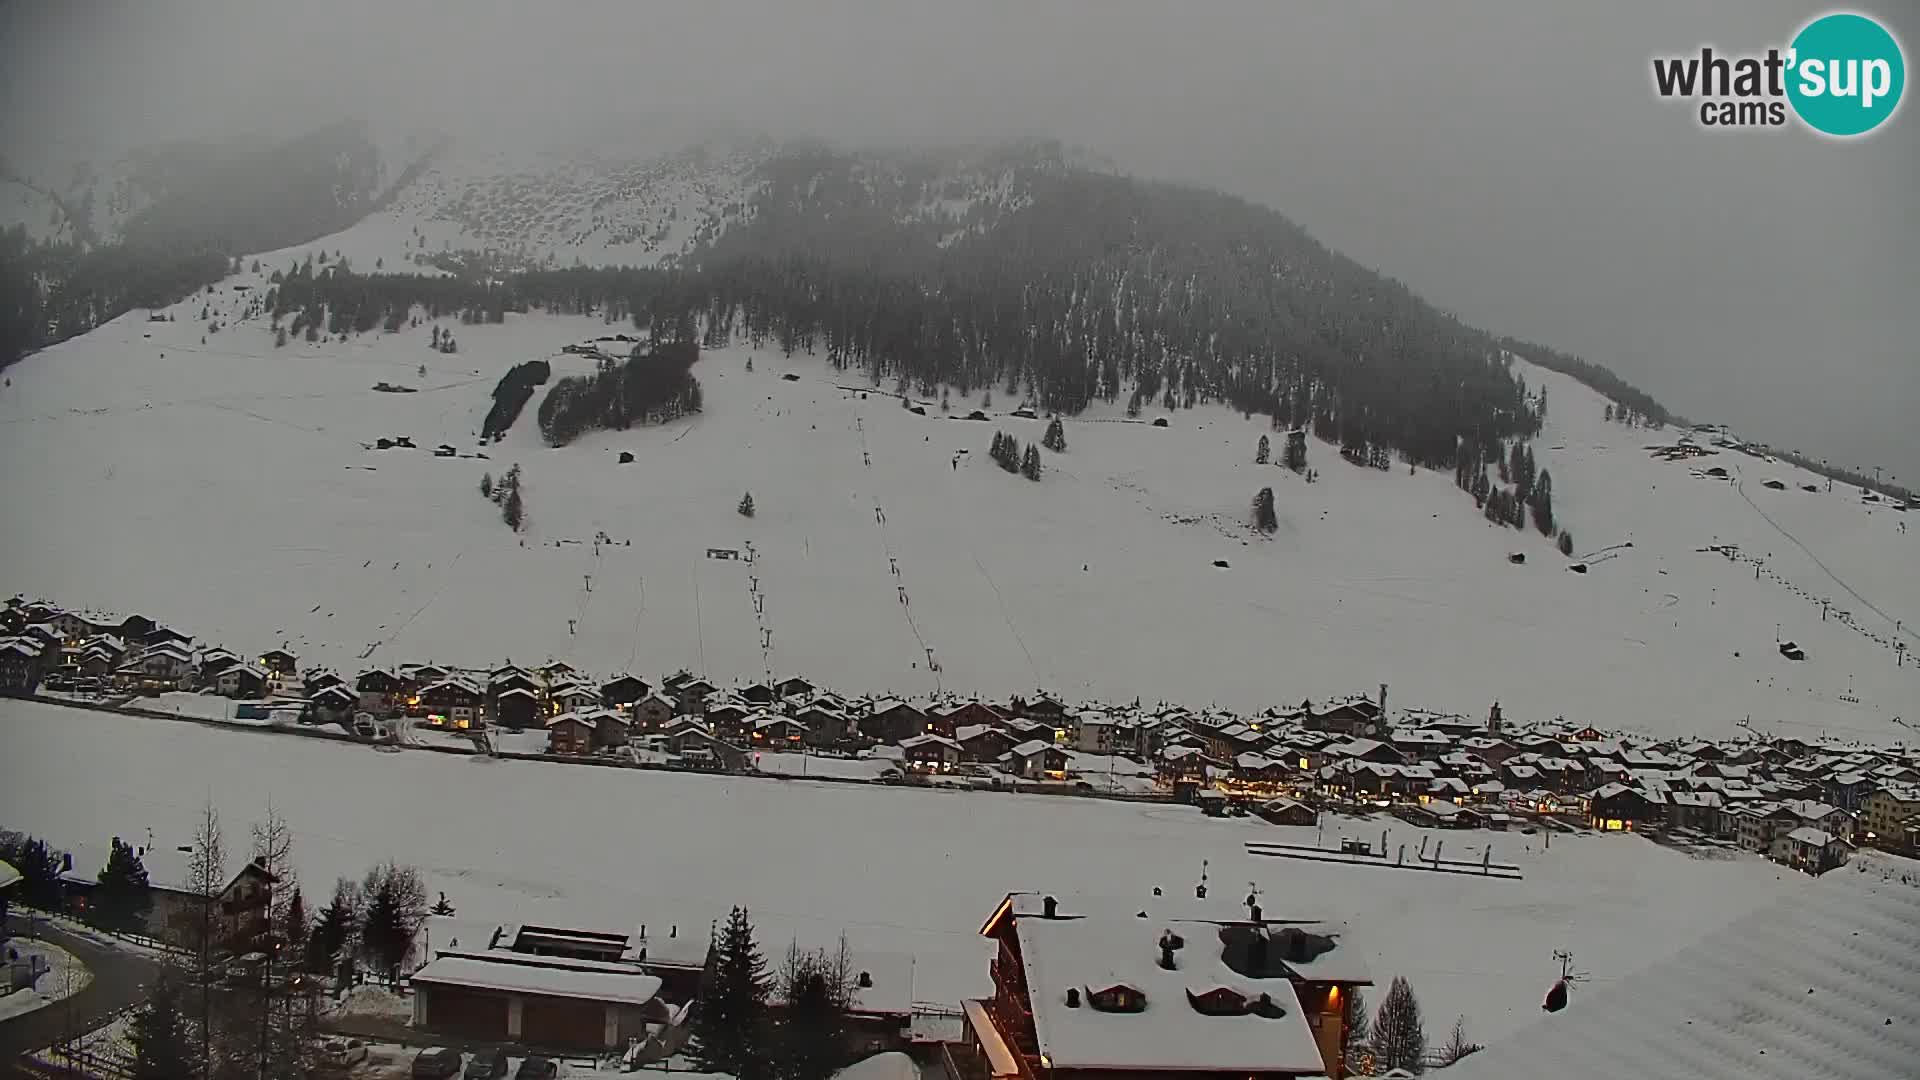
[0,938,92,1023]
[1,277,1913,743]
[143,692,299,726]
[751,752,891,781]
[0,699,1812,1044]
[327,984,411,1023]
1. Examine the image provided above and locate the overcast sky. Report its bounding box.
[3,1,1914,481]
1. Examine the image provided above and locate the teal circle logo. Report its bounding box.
[1787,12,1905,136]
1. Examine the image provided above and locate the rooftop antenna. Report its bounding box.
[1195,859,1209,900]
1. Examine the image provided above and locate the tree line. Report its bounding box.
[536,340,704,447]
[4,807,436,1080]
[0,122,402,373]
[688,906,868,1080]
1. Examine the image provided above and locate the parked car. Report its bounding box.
[464,1047,510,1079]
[412,1047,463,1079]
[514,1058,559,1080]
[321,1038,369,1070]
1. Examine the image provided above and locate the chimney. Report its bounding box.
[1250,903,1262,923]
[1042,895,1058,919]
[1248,930,1269,973]
[1065,987,1081,1008]
[1157,935,1177,971]
[61,852,72,871]
[858,971,873,988]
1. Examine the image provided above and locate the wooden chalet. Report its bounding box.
[546,712,595,755]
[900,733,962,770]
[957,724,1018,764]
[355,668,403,712]
[963,893,1373,1080]
[1587,783,1663,831]
[600,674,651,708]
[494,687,540,730]
[0,637,48,694]
[420,678,484,729]
[860,699,930,744]
[258,648,298,677]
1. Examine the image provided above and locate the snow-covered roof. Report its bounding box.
[1011,739,1057,757]
[899,733,959,750]
[1015,915,1327,1074]
[1784,826,1848,848]
[411,952,663,1006]
[0,857,19,891]
[1451,855,1920,1080]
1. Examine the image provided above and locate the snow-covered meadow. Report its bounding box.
[0,698,1812,1043]
[0,263,1913,742]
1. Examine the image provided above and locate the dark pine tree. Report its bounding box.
[4,836,63,909]
[1370,975,1428,1075]
[503,485,525,532]
[306,879,357,975]
[689,906,773,1080]
[129,974,194,1080]
[95,836,154,934]
[1021,444,1042,481]
[1558,530,1574,557]
[1043,418,1067,452]
[429,891,455,917]
[771,946,853,1080]
[738,492,756,518]
[1531,469,1555,535]
[1253,487,1278,533]
[1345,986,1370,1045]
[1255,434,1270,464]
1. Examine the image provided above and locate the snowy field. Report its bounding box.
[0,261,1914,743]
[0,698,1811,1044]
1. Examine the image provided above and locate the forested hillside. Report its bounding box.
[2,133,1683,480]
[0,122,430,371]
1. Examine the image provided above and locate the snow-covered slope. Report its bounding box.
[1,271,1913,743]
[289,139,768,273]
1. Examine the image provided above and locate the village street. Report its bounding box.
[0,915,160,1066]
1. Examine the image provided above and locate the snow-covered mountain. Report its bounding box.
[2,131,1913,745]
[0,121,443,250]
[254,134,1105,272]
[1,266,1913,745]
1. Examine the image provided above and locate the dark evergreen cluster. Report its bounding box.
[0,226,229,368]
[536,340,704,447]
[989,430,1041,479]
[1253,487,1278,533]
[483,464,526,531]
[1042,417,1067,452]
[481,359,551,442]
[688,906,858,1080]
[1456,437,1560,541]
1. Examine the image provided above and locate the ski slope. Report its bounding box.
[2,267,1916,741]
[0,697,1811,1044]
